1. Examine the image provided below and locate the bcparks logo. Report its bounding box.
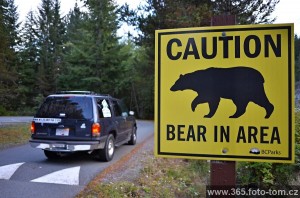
[170,66,274,118]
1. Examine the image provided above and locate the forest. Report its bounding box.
[0,0,299,119]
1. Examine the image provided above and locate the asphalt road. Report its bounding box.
[0,116,33,125]
[0,120,154,198]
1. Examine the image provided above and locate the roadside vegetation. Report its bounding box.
[77,155,209,198]
[0,124,30,150]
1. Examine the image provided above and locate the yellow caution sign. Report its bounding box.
[155,24,294,163]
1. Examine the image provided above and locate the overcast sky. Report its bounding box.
[14,0,300,35]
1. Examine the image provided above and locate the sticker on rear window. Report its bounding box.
[33,118,61,123]
[102,100,111,118]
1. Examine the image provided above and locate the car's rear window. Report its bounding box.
[36,96,93,119]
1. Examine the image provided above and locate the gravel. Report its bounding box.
[97,135,154,183]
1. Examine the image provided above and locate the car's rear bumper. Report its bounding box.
[29,138,106,152]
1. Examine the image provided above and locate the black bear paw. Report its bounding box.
[265,104,274,119]
[229,114,242,118]
[191,105,196,112]
[204,114,213,118]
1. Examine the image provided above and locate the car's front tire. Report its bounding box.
[98,134,115,162]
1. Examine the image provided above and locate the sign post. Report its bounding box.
[155,21,294,166]
[210,15,236,187]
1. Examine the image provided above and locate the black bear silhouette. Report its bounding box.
[170,67,274,118]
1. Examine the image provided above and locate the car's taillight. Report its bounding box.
[92,123,101,136]
[31,121,35,134]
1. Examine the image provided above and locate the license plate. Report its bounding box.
[53,144,65,148]
[56,128,69,136]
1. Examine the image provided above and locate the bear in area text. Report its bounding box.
[170,67,274,118]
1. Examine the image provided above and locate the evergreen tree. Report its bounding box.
[0,0,20,113]
[18,11,40,110]
[35,0,65,95]
[83,0,120,93]
[4,0,21,48]
[59,3,92,91]
[210,0,279,24]
[62,0,124,95]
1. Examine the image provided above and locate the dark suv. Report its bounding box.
[29,91,137,162]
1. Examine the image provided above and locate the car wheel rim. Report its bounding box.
[108,139,114,157]
[133,131,136,141]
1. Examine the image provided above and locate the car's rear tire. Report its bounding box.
[128,126,137,145]
[44,150,60,159]
[98,134,115,162]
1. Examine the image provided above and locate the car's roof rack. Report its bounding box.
[96,94,112,97]
[55,91,112,97]
[56,91,95,95]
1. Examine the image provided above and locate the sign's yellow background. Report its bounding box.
[155,24,294,163]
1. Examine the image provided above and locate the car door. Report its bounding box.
[117,100,134,137]
[111,99,128,143]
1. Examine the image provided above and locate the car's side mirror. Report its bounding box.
[129,111,135,116]
[122,112,128,117]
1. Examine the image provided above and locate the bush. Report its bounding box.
[237,110,300,187]
[295,111,300,169]
[0,105,11,116]
[237,162,296,188]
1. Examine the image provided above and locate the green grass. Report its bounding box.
[77,155,209,198]
[0,124,31,149]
